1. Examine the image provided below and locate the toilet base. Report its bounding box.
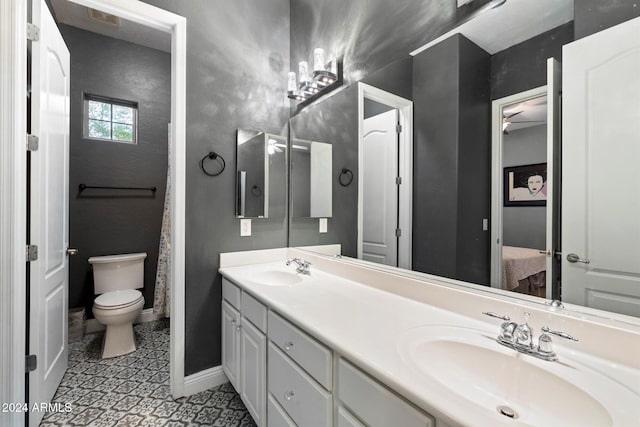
[101,323,137,358]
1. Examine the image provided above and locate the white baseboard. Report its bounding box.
[84,308,165,335]
[183,365,228,396]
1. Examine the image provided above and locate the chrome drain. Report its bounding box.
[497,405,518,419]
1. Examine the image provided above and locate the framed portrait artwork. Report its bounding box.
[504,163,547,207]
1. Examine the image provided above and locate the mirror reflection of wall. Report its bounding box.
[291,139,332,218]
[236,129,286,219]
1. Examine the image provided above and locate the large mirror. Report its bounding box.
[236,129,287,219]
[287,0,640,320]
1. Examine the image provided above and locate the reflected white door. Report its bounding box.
[562,16,640,317]
[362,109,398,266]
[29,0,70,424]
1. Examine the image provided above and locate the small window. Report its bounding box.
[83,94,137,144]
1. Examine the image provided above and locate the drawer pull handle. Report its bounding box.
[231,319,236,325]
[236,324,242,331]
[284,390,295,401]
[284,341,294,351]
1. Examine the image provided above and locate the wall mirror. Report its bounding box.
[287,0,640,321]
[290,138,333,218]
[236,129,287,219]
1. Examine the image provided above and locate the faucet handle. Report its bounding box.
[541,326,579,342]
[482,312,510,321]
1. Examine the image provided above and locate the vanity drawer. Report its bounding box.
[268,311,332,389]
[338,359,434,427]
[241,291,267,333]
[268,343,332,427]
[267,394,296,427]
[222,278,241,310]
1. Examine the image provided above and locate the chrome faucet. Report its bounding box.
[286,258,312,275]
[483,311,578,362]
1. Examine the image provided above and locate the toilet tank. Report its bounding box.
[88,252,147,294]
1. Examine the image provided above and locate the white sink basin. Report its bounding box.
[249,269,304,286]
[398,325,638,426]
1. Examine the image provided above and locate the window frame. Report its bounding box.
[82,93,138,144]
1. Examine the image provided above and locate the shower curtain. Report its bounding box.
[154,126,172,316]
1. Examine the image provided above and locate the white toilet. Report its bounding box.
[89,252,146,358]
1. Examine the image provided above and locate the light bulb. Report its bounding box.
[313,48,325,72]
[298,61,309,84]
[287,72,297,93]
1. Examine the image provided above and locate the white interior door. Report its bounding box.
[361,109,398,266]
[562,16,640,317]
[29,0,70,424]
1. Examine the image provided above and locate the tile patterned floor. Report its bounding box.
[40,319,256,427]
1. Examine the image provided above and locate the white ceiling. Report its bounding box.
[503,95,547,133]
[412,0,574,56]
[50,0,171,53]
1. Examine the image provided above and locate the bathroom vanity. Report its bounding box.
[219,248,640,427]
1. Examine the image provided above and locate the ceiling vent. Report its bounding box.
[87,8,121,27]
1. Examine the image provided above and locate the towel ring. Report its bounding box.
[251,185,263,197]
[200,151,226,177]
[338,168,353,187]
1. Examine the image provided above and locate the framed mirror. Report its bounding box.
[236,129,287,219]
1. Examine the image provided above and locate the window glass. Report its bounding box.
[84,95,137,144]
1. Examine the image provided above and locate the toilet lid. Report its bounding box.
[95,289,143,308]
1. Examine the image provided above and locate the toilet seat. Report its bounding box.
[94,289,143,310]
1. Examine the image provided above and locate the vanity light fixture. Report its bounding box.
[287,48,340,103]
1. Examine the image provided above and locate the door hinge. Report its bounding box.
[396,124,402,133]
[395,176,402,185]
[27,134,39,151]
[27,23,40,42]
[395,228,402,237]
[26,244,38,262]
[25,355,37,372]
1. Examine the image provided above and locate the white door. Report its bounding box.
[562,16,640,317]
[361,109,398,266]
[29,0,70,424]
[545,58,562,298]
[240,318,266,427]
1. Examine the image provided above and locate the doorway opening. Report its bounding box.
[22,1,186,425]
[357,83,413,269]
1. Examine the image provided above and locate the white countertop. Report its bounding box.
[219,253,640,427]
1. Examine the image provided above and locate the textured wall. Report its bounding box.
[290,0,488,86]
[63,25,170,316]
[490,22,574,100]
[412,34,491,284]
[141,0,290,375]
[574,0,640,39]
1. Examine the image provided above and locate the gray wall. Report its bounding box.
[502,125,547,250]
[62,25,170,316]
[290,0,493,87]
[141,0,290,375]
[289,85,359,256]
[490,22,574,100]
[412,34,491,285]
[574,0,640,39]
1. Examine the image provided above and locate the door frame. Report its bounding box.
[490,86,548,291]
[357,83,413,269]
[0,1,28,425]
[0,0,188,416]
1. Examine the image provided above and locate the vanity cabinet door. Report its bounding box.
[240,317,266,427]
[222,301,241,390]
